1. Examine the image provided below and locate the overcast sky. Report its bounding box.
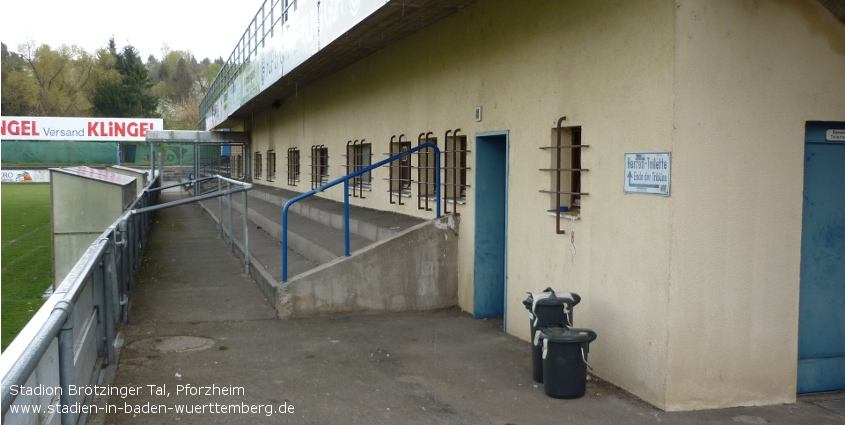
[1,0,264,61]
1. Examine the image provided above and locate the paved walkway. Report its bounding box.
[92,191,845,424]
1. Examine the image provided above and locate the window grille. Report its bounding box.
[287,147,300,186]
[415,133,437,211]
[444,129,470,215]
[266,150,276,182]
[345,140,372,198]
[254,151,263,180]
[540,117,588,234]
[310,145,329,189]
[387,135,412,205]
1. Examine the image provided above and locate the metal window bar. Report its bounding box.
[416,132,436,211]
[266,150,276,182]
[346,140,359,198]
[310,145,328,189]
[539,117,589,234]
[283,142,441,281]
[344,140,372,198]
[287,147,300,186]
[386,135,411,205]
[254,152,263,180]
[358,142,372,193]
[443,129,471,216]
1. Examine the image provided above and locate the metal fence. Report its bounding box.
[199,0,298,125]
[0,175,160,425]
[0,169,254,424]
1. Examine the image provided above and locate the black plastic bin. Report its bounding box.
[540,327,597,399]
[523,290,581,383]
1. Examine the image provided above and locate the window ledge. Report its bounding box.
[388,191,412,198]
[546,209,581,220]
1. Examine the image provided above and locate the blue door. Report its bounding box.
[474,132,508,320]
[798,121,845,393]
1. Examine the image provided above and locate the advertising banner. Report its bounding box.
[0,117,164,141]
[1,169,50,183]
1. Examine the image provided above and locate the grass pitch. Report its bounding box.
[1,184,52,351]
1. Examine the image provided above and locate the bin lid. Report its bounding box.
[524,289,556,311]
[540,327,597,343]
[534,297,569,307]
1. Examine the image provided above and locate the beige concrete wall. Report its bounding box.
[248,0,678,408]
[241,0,845,410]
[666,0,845,411]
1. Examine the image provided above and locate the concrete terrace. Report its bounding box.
[91,189,845,425]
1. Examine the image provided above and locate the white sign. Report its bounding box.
[827,129,845,142]
[624,152,671,196]
[1,169,50,183]
[0,117,163,141]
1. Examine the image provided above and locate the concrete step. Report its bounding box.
[248,185,425,242]
[222,194,372,266]
[198,197,317,283]
[193,182,458,318]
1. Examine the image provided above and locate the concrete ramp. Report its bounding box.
[196,184,458,318]
[278,215,458,317]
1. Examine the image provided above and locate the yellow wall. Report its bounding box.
[666,0,845,410]
[244,0,845,411]
[250,0,678,408]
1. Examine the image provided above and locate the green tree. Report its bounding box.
[1,42,38,115]
[8,40,117,117]
[93,38,158,118]
[172,57,194,102]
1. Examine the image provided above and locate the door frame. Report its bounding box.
[473,130,509,330]
[797,121,845,393]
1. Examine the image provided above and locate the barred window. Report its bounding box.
[287,147,300,186]
[444,133,470,214]
[540,119,588,234]
[310,145,329,189]
[346,140,372,197]
[254,151,263,180]
[266,150,276,182]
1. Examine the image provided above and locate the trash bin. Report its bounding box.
[523,290,581,383]
[541,327,597,399]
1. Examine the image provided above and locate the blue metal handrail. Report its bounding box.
[282,142,441,281]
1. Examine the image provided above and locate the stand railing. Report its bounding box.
[282,142,441,281]
[1,175,161,425]
[145,175,253,274]
[1,174,253,425]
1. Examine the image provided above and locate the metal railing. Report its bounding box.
[282,142,441,281]
[1,175,161,425]
[146,176,254,274]
[199,0,299,124]
[1,174,253,425]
